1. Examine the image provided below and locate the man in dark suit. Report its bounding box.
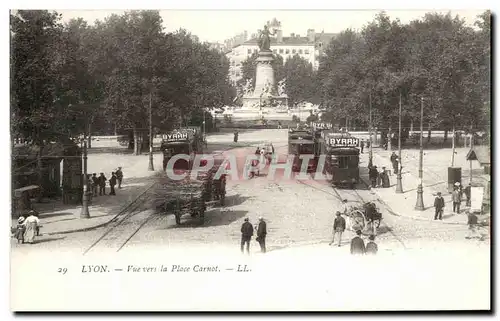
[434,192,445,220]
[350,230,365,255]
[240,218,253,254]
[365,235,378,255]
[256,217,267,253]
[330,211,346,247]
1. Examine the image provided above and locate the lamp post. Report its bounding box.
[368,91,373,168]
[80,137,90,218]
[396,92,403,193]
[415,96,425,210]
[148,91,154,171]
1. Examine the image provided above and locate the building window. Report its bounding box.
[279,49,284,54]
[285,49,290,54]
[273,49,277,53]
[248,49,252,54]
[299,49,303,54]
[292,49,296,54]
[305,49,309,54]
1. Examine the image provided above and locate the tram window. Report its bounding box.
[338,157,349,169]
[171,145,190,155]
[299,144,314,154]
[348,156,359,168]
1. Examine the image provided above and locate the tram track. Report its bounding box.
[83,181,158,255]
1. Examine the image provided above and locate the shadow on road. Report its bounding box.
[223,194,253,207]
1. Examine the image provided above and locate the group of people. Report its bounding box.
[329,210,378,255]
[240,217,267,254]
[368,165,391,188]
[87,167,124,198]
[433,181,472,220]
[14,210,41,244]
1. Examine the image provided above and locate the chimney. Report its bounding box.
[290,33,295,38]
[307,29,315,42]
[277,29,283,43]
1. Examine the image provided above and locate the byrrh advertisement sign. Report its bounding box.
[311,122,333,130]
[328,137,359,147]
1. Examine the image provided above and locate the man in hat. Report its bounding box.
[109,172,117,196]
[15,216,26,243]
[380,167,390,188]
[240,218,254,254]
[256,217,267,253]
[434,192,445,220]
[369,165,379,188]
[116,167,124,189]
[330,211,346,247]
[452,185,462,214]
[365,235,378,255]
[390,152,398,175]
[350,230,365,255]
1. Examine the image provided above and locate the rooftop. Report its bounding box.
[466,146,491,165]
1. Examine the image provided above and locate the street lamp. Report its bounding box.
[396,92,403,193]
[80,138,90,218]
[415,96,425,210]
[148,91,154,171]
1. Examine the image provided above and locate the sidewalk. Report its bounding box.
[358,151,472,225]
[12,175,158,235]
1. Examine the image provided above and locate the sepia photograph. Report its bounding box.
[7,3,492,312]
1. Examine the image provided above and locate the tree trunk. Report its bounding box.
[427,122,432,143]
[388,124,392,151]
[443,129,448,144]
[127,130,134,150]
[37,144,44,203]
[133,126,140,156]
[410,119,414,134]
[87,122,92,149]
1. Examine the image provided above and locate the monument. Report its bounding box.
[236,22,288,117]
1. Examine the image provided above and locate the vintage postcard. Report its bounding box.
[9,7,491,312]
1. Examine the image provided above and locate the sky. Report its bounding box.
[57,9,486,43]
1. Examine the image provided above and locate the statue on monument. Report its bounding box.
[277,78,287,96]
[258,25,275,52]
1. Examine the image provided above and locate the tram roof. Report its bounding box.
[289,139,314,144]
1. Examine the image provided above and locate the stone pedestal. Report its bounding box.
[238,49,288,115]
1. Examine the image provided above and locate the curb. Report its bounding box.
[358,174,468,226]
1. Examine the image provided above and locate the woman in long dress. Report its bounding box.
[23,212,40,244]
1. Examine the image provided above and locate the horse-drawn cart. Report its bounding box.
[154,166,226,226]
[346,202,383,234]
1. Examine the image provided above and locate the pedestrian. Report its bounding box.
[360,140,364,153]
[98,172,107,196]
[116,167,124,189]
[341,199,349,215]
[330,211,346,247]
[240,218,253,254]
[256,217,267,253]
[350,230,365,255]
[369,165,378,188]
[23,211,40,244]
[109,172,117,196]
[380,167,390,188]
[452,187,461,214]
[464,183,472,207]
[86,174,93,201]
[434,192,445,220]
[15,216,26,244]
[259,147,265,166]
[390,152,398,174]
[365,235,378,255]
[91,173,99,197]
[233,130,239,143]
[277,121,282,129]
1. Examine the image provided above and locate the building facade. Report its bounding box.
[226,28,336,84]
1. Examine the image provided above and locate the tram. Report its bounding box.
[320,131,360,188]
[160,129,199,170]
[288,128,316,172]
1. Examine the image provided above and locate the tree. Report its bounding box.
[283,54,316,107]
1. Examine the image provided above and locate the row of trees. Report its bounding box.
[317,11,490,141]
[236,11,490,140]
[11,10,235,154]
